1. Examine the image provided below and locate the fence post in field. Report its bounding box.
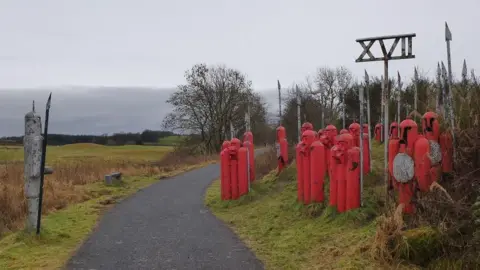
[23,106,43,233]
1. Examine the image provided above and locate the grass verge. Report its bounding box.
[0,161,211,270]
[205,143,416,270]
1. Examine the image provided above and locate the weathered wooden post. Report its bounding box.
[364,70,372,166]
[24,108,43,232]
[296,85,301,143]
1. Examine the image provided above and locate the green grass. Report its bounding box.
[204,142,403,270]
[0,160,210,270]
[157,135,186,146]
[0,143,172,162]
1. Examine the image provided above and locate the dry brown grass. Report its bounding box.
[0,144,217,235]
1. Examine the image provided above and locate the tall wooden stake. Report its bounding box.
[445,22,457,164]
[413,67,418,122]
[36,93,52,235]
[277,80,282,125]
[397,71,402,136]
[364,70,372,168]
[359,84,365,206]
[296,85,301,143]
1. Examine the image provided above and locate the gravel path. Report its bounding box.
[67,157,265,270]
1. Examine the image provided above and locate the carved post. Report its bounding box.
[24,109,43,232]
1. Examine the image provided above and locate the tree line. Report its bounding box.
[279,63,480,143]
[162,61,480,153]
[0,130,177,146]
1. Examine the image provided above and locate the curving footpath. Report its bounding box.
[67,154,265,270]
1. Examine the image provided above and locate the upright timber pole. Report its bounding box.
[36,93,52,235]
[24,106,43,233]
[359,84,365,206]
[397,72,402,137]
[311,88,325,128]
[436,62,444,115]
[462,60,468,87]
[355,33,416,205]
[472,69,478,86]
[321,110,325,128]
[364,70,372,167]
[413,67,418,123]
[296,85,301,143]
[380,75,384,142]
[341,89,346,129]
[445,22,457,164]
[277,80,282,125]
[245,96,251,192]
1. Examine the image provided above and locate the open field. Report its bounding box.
[157,135,186,146]
[0,143,171,162]
[205,142,416,270]
[0,143,215,235]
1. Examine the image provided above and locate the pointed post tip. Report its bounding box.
[445,21,452,41]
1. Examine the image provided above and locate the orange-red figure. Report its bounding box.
[390,113,454,215]
[321,125,337,176]
[346,145,361,211]
[421,112,453,174]
[363,124,369,135]
[301,122,314,134]
[220,138,249,201]
[296,130,316,204]
[331,133,354,213]
[389,122,399,139]
[348,123,361,147]
[349,123,370,174]
[310,139,326,203]
[374,123,383,142]
[391,119,417,214]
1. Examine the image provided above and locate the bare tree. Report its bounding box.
[309,66,353,125]
[312,67,338,124]
[163,63,268,153]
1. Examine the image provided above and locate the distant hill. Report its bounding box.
[0,87,279,137]
[0,87,175,137]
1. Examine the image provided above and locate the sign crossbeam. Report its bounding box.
[356,33,416,62]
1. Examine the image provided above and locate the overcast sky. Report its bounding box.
[1,0,478,89]
[0,0,478,136]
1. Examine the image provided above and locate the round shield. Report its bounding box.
[429,140,442,165]
[393,153,415,183]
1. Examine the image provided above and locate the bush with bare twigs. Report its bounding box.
[372,94,480,267]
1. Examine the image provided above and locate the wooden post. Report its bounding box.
[23,110,43,232]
